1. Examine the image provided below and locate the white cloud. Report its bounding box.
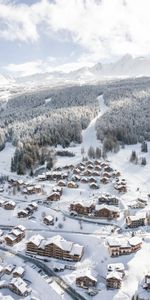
[4,60,44,76]
[1,0,150,63]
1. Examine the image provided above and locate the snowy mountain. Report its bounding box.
[12,55,150,86]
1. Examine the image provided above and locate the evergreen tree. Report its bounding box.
[95,147,101,159]
[141,157,147,166]
[130,151,138,164]
[141,141,148,153]
[88,146,95,159]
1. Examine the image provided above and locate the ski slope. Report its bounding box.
[82,94,108,151]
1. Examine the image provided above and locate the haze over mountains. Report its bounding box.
[2,54,150,87]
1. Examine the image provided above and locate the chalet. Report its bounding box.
[87,164,94,170]
[104,166,113,172]
[5,225,26,246]
[107,239,121,257]
[126,213,146,228]
[43,215,54,225]
[70,202,95,216]
[144,273,150,291]
[115,183,127,193]
[100,176,109,184]
[94,165,102,172]
[47,192,60,201]
[112,171,121,177]
[101,162,109,168]
[26,234,84,261]
[37,174,47,181]
[89,177,97,183]
[16,179,24,186]
[23,186,37,195]
[72,175,81,182]
[61,172,68,180]
[91,171,100,177]
[10,277,31,297]
[76,269,97,289]
[13,266,25,278]
[34,185,42,193]
[98,194,119,206]
[73,168,81,175]
[4,264,15,275]
[82,170,92,176]
[26,205,35,214]
[26,234,44,254]
[52,186,63,195]
[17,209,29,218]
[67,181,78,189]
[86,160,94,166]
[4,201,16,210]
[80,177,88,184]
[94,160,101,166]
[106,272,122,289]
[54,171,64,180]
[78,165,85,172]
[128,237,142,252]
[106,263,125,289]
[107,237,142,257]
[54,167,62,171]
[57,180,66,187]
[89,182,99,189]
[29,202,38,211]
[95,204,120,219]
[102,172,111,178]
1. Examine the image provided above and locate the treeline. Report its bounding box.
[96,77,150,144]
[0,85,101,148]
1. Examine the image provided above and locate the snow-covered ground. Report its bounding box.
[0,95,150,299]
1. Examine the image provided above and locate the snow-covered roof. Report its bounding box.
[15,225,26,232]
[106,271,122,281]
[12,229,22,237]
[29,234,83,255]
[76,268,97,282]
[4,264,15,273]
[5,233,16,241]
[35,184,41,189]
[28,234,44,246]
[128,236,142,246]
[13,266,24,276]
[70,243,83,256]
[107,263,125,272]
[45,235,73,251]
[4,200,15,206]
[95,204,119,212]
[44,215,54,222]
[11,277,29,294]
[107,238,120,247]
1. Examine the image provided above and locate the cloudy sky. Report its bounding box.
[0,0,150,77]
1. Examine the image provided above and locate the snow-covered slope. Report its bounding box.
[82,95,108,150]
[12,55,150,86]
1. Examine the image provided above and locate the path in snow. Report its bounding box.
[0,142,16,174]
[82,94,108,151]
